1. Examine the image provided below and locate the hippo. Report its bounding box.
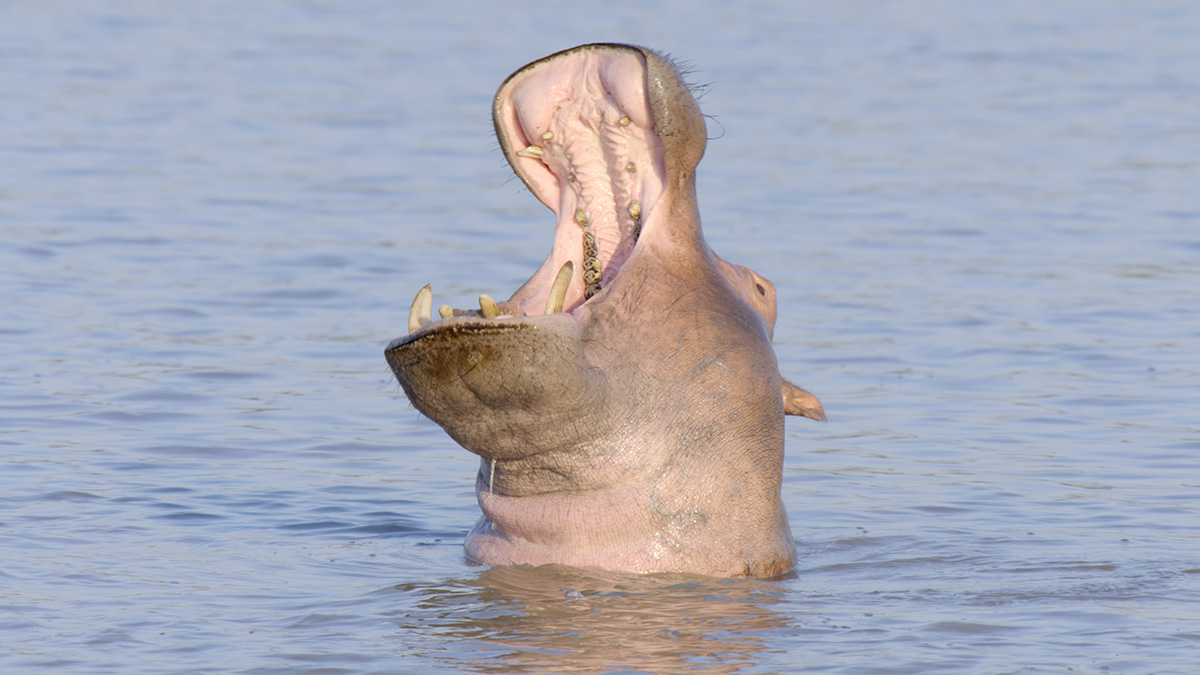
[385,43,824,578]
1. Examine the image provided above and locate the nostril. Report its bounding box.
[756,283,766,296]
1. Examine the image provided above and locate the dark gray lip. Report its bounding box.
[385,320,531,352]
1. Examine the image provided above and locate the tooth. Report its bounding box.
[516,144,544,158]
[575,208,589,227]
[582,232,600,278]
[438,304,454,318]
[626,162,636,173]
[628,200,640,220]
[541,131,554,140]
[567,172,576,183]
[478,294,499,319]
[619,115,631,126]
[544,261,573,315]
[408,284,432,333]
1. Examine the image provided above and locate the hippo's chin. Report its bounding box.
[386,43,823,578]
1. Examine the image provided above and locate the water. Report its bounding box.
[2,1,1197,673]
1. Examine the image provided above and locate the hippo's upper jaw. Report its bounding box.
[385,44,823,578]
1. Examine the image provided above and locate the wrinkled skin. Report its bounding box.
[385,44,823,578]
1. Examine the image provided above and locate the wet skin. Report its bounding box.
[386,43,823,577]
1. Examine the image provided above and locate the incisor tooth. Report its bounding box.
[408,284,432,333]
[478,294,499,319]
[516,145,544,158]
[544,261,573,315]
[438,304,453,318]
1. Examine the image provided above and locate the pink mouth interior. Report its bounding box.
[495,48,668,317]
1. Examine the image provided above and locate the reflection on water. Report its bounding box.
[393,566,791,675]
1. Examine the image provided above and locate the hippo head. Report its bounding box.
[385,43,824,578]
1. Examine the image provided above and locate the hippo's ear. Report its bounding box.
[782,378,825,421]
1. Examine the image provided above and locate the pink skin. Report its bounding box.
[386,44,823,577]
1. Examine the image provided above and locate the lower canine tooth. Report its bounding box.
[409,284,432,333]
[544,261,573,315]
[478,294,499,319]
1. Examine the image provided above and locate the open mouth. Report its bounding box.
[402,45,668,340]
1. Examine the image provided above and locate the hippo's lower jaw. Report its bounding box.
[385,44,823,578]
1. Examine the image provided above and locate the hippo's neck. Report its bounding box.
[466,434,797,577]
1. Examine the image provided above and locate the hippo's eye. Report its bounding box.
[756,283,766,296]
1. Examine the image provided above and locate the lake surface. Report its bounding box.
[2,1,1198,673]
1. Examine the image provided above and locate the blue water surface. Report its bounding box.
[2,1,1197,673]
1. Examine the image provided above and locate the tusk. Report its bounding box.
[544,261,574,315]
[478,294,499,319]
[408,284,432,333]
